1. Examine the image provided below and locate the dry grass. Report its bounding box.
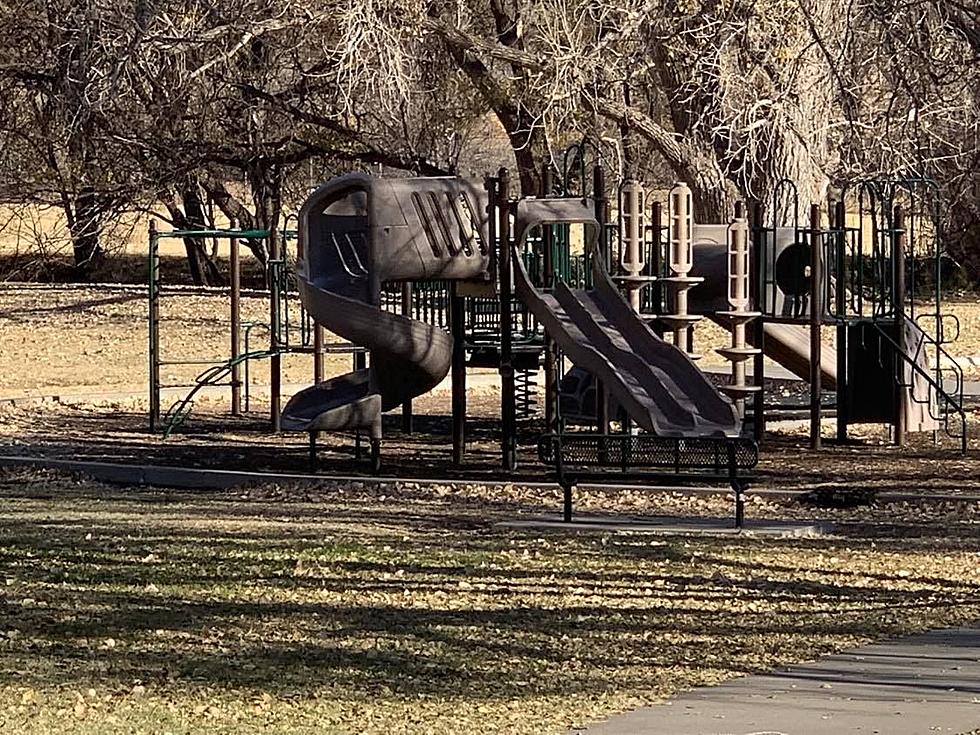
[0,467,977,734]
[0,287,349,398]
[3,287,980,402]
[2,279,979,733]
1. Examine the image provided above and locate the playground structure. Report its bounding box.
[145,152,968,522]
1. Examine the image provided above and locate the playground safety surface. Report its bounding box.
[1,385,977,501]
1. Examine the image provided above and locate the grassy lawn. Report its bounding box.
[0,469,978,734]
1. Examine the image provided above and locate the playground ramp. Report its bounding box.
[512,237,741,438]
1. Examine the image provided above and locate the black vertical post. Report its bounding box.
[269,230,282,432]
[593,165,609,439]
[450,280,466,464]
[809,203,823,450]
[313,326,324,384]
[401,282,414,433]
[498,169,517,471]
[650,201,663,317]
[750,201,765,441]
[230,218,242,416]
[148,219,161,431]
[542,166,558,432]
[893,204,907,447]
[834,200,848,443]
[353,348,367,459]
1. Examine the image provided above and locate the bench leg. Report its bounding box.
[562,482,573,523]
[732,479,747,530]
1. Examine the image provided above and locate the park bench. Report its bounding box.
[537,433,759,527]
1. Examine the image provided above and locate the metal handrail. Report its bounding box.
[161,349,279,438]
[871,319,966,452]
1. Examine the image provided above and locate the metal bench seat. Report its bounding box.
[537,433,759,526]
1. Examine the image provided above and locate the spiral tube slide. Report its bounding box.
[281,174,491,441]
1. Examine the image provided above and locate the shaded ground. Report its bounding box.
[0,383,977,502]
[2,284,979,733]
[0,467,978,734]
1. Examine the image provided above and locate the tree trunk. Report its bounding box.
[247,161,281,263]
[68,187,103,277]
[680,149,739,223]
[181,183,223,285]
[201,173,268,265]
[160,185,222,286]
[503,107,548,197]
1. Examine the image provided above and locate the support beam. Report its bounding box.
[834,200,849,444]
[229,218,242,416]
[496,171,517,471]
[401,282,414,433]
[148,220,161,431]
[450,281,466,464]
[750,202,766,441]
[593,165,609,440]
[809,203,823,450]
[893,205,907,447]
[541,166,558,432]
[269,229,282,433]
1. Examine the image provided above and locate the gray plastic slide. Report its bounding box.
[281,174,492,440]
[689,227,936,431]
[511,198,740,437]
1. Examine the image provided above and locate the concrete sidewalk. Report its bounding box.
[580,625,980,734]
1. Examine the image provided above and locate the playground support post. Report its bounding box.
[593,165,610,440]
[650,201,663,315]
[665,182,703,360]
[401,282,414,433]
[620,179,645,312]
[893,204,907,447]
[313,325,324,384]
[834,200,848,443]
[809,203,822,450]
[269,231,282,432]
[750,202,765,441]
[229,218,242,416]
[450,281,466,464]
[541,166,558,432]
[720,201,758,418]
[497,169,517,471]
[148,220,161,430]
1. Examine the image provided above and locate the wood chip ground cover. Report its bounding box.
[0,468,978,734]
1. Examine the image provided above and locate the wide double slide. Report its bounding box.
[511,198,740,437]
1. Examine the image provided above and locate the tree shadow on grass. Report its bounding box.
[0,493,977,701]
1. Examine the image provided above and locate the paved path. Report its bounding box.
[581,625,980,734]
